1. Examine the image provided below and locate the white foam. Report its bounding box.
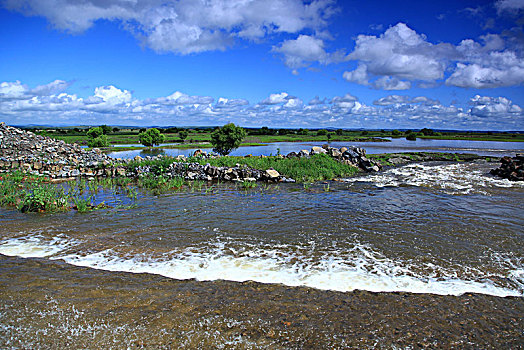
[0,234,78,258]
[344,163,524,194]
[2,233,522,297]
[56,242,523,298]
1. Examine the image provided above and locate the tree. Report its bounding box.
[86,127,103,139]
[100,125,112,135]
[316,129,327,136]
[112,127,120,133]
[87,134,109,147]
[420,128,435,136]
[210,123,246,156]
[406,132,417,141]
[392,129,402,136]
[178,130,188,142]
[139,128,165,147]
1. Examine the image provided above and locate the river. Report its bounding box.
[0,142,523,348]
[107,138,524,158]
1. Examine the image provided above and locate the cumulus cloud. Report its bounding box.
[495,0,524,13]
[151,91,214,106]
[344,22,524,90]
[272,34,346,70]
[1,80,522,129]
[4,0,336,55]
[469,95,523,117]
[308,96,325,105]
[343,23,449,88]
[259,92,293,105]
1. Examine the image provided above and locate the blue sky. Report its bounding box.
[0,0,523,130]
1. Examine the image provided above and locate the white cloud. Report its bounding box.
[272,34,345,69]
[0,81,27,99]
[308,96,325,105]
[344,23,524,90]
[495,0,524,13]
[372,77,411,90]
[260,92,292,105]
[152,91,214,106]
[5,0,336,55]
[469,95,522,117]
[344,23,448,85]
[373,95,411,106]
[93,85,132,105]
[1,80,523,130]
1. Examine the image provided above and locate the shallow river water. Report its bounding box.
[1,157,523,347]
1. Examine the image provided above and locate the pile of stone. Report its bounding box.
[0,122,117,178]
[132,160,293,183]
[490,155,524,181]
[285,145,381,172]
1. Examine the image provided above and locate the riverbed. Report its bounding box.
[1,144,523,348]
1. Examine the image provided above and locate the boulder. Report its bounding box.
[265,168,280,179]
[311,146,327,155]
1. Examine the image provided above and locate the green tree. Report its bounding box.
[210,123,246,156]
[316,129,327,136]
[100,125,112,135]
[178,130,188,142]
[406,132,417,141]
[86,127,103,139]
[392,129,402,136]
[420,128,435,136]
[139,128,165,147]
[87,134,109,147]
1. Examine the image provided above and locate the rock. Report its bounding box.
[265,168,280,179]
[490,154,523,181]
[193,149,206,157]
[311,146,327,155]
[298,149,310,157]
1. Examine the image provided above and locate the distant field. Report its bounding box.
[27,127,524,147]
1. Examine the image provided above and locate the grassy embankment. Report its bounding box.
[0,154,358,213]
[125,153,359,183]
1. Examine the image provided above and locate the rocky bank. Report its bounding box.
[0,123,380,182]
[490,154,524,181]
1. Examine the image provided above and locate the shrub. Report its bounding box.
[392,129,402,136]
[87,135,109,147]
[86,127,103,139]
[100,125,112,135]
[406,133,417,141]
[178,130,188,142]
[211,123,246,156]
[139,128,165,147]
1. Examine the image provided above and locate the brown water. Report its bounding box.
[1,161,523,348]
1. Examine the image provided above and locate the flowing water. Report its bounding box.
[1,154,523,347]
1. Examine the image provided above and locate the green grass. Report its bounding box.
[187,153,359,182]
[123,152,360,182]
